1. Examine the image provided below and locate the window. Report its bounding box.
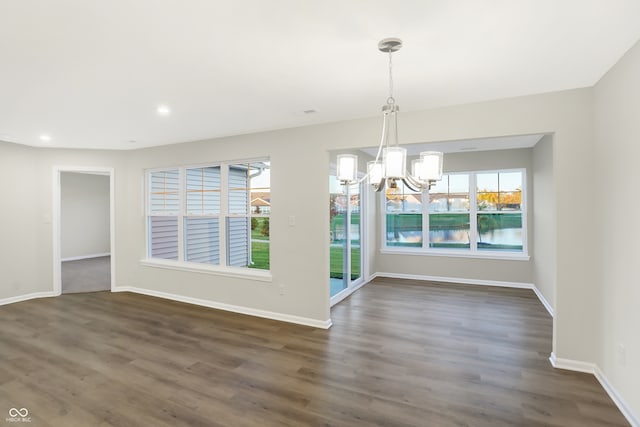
[429,174,470,249]
[146,160,270,271]
[383,169,526,256]
[476,171,523,251]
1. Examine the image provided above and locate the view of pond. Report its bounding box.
[477,227,522,247]
[388,227,523,250]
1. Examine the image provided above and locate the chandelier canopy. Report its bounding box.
[337,38,444,192]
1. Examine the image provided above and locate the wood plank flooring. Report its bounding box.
[0,278,628,426]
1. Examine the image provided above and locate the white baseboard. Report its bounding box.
[531,285,554,317]
[549,352,639,427]
[548,352,595,373]
[62,252,111,262]
[113,286,332,329]
[372,271,554,317]
[373,271,533,289]
[594,366,639,427]
[0,291,57,306]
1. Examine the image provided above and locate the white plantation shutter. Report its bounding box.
[149,170,179,259]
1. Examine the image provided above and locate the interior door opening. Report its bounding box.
[53,167,115,295]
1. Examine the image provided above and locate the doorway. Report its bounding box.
[329,174,364,305]
[53,167,115,295]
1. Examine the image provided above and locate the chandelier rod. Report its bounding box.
[388,50,395,104]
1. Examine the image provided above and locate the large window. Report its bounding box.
[383,169,526,255]
[147,159,270,271]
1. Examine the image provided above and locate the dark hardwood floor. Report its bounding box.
[0,278,628,426]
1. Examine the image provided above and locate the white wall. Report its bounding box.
[375,147,534,285]
[594,39,640,419]
[61,172,110,259]
[0,145,124,300]
[532,135,555,310]
[0,142,40,299]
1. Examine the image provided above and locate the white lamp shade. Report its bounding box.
[383,146,407,179]
[411,159,428,183]
[420,151,443,180]
[337,154,358,183]
[367,160,383,186]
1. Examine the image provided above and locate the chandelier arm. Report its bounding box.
[384,110,391,150]
[402,177,422,193]
[374,110,388,167]
[350,110,389,186]
[405,173,421,187]
[393,109,399,146]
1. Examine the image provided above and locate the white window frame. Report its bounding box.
[142,158,272,281]
[380,168,529,260]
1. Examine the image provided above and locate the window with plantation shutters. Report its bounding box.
[145,160,270,271]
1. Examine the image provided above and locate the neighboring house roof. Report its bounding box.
[251,197,271,207]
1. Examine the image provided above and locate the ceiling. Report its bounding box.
[1,1,639,150]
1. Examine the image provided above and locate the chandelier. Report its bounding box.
[337,38,443,192]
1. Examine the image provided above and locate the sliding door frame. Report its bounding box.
[330,173,367,306]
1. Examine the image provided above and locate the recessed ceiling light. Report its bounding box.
[40,134,52,143]
[128,139,137,144]
[157,105,171,116]
[303,109,317,114]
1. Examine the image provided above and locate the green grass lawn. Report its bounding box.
[249,240,270,270]
[330,213,360,229]
[249,240,361,278]
[329,246,361,280]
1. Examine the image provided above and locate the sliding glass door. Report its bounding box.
[329,175,363,301]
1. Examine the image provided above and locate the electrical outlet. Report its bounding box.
[278,284,285,295]
[618,343,626,366]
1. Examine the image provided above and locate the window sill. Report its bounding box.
[380,247,530,261]
[139,259,273,282]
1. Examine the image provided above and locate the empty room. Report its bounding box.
[1,1,639,426]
